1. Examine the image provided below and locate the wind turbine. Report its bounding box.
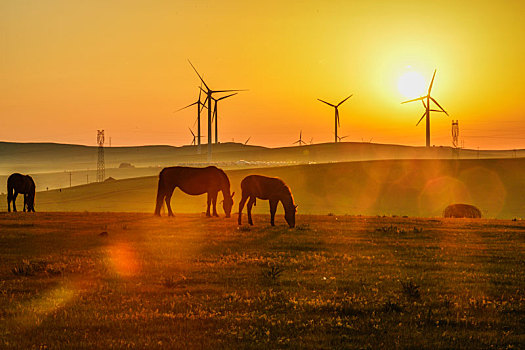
[188,60,246,161]
[401,70,448,147]
[293,131,307,146]
[244,137,251,145]
[318,94,353,143]
[336,135,349,142]
[189,128,197,145]
[211,93,237,144]
[176,84,206,152]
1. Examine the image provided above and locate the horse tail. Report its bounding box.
[154,171,166,216]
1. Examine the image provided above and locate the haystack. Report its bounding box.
[443,204,482,218]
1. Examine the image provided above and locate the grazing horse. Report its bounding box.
[238,175,297,228]
[7,173,36,212]
[154,166,234,217]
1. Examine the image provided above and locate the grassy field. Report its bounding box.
[0,212,523,349]
[2,158,524,219]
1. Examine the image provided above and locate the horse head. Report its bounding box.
[222,191,235,218]
[284,203,297,228]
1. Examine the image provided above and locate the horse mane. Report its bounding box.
[208,166,231,192]
[273,177,293,203]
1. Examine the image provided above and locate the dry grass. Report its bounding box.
[0,212,523,349]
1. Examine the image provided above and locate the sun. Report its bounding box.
[398,71,426,99]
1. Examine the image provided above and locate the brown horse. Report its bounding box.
[154,166,234,217]
[238,175,297,228]
[7,173,36,212]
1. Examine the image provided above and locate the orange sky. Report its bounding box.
[1,0,524,149]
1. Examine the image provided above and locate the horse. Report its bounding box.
[154,166,234,217]
[7,173,36,212]
[238,175,297,228]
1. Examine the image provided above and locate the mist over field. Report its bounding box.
[1,141,524,218]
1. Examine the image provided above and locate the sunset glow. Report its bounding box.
[1,1,524,149]
[398,71,426,99]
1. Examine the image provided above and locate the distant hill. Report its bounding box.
[1,141,522,176]
[2,158,523,219]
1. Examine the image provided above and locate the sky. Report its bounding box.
[1,0,524,149]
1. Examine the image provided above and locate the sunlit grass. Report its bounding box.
[0,213,523,348]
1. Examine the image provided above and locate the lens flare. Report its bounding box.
[14,284,76,328]
[107,243,141,277]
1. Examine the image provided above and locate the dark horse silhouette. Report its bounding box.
[154,166,234,217]
[238,175,297,228]
[7,173,36,212]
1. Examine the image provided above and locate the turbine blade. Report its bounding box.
[422,99,427,109]
[401,96,427,104]
[212,102,217,122]
[213,89,247,93]
[430,97,449,116]
[318,99,336,107]
[201,94,209,107]
[337,94,353,107]
[188,128,195,137]
[176,101,199,112]
[416,111,427,126]
[428,69,437,94]
[216,93,238,101]
[336,109,340,127]
[188,60,210,91]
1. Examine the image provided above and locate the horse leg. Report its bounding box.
[154,185,166,216]
[165,189,175,217]
[269,199,278,226]
[7,188,12,212]
[23,194,28,212]
[247,197,256,225]
[212,191,219,217]
[206,193,211,217]
[238,193,249,225]
[12,192,18,212]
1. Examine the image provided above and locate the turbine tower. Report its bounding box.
[188,60,245,161]
[211,93,237,144]
[176,84,206,153]
[401,70,448,147]
[318,94,353,143]
[293,130,307,146]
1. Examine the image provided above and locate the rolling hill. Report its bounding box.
[1,140,522,174]
[2,140,523,190]
[2,158,523,219]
